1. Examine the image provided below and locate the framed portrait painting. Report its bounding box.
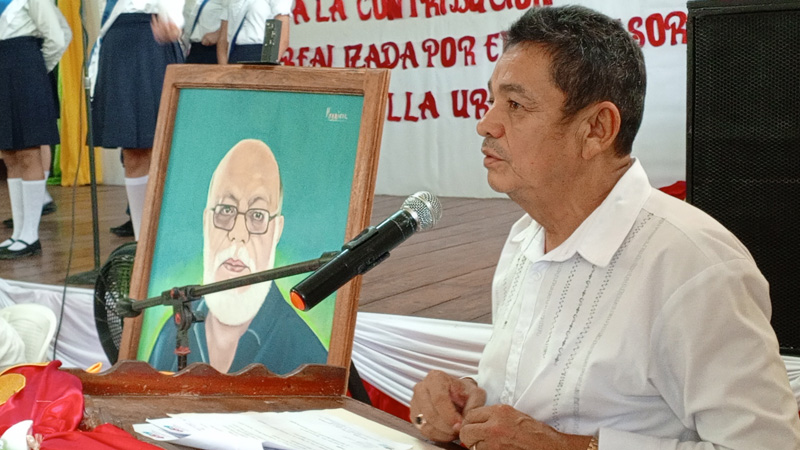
[117,64,390,381]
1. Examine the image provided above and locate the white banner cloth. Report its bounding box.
[353,312,491,406]
[0,279,111,370]
[287,0,691,197]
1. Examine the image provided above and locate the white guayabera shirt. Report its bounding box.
[478,159,800,449]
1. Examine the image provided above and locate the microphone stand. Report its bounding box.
[128,251,339,371]
[65,9,101,285]
[124,250,374,405]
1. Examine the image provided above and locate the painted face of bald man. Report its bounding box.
[202,139,284,326]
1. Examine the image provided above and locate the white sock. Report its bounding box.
[12,179,45,249]
[43,170,53,204]
[5,178,23,244]
[125,175,149,240]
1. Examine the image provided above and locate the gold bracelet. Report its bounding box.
[587,436,599,450]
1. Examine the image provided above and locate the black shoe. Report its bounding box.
[2,201,57,228]
[42,201,57,215]
[0,240,42,259]
[110,219,134,237]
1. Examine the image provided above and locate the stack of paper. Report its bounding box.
[134,408,423,450]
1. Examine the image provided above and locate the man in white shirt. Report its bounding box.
[408,5,800,450]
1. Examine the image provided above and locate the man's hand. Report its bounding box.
[409,370,486,443]
[151,15,181,43]
[459,405,594,450]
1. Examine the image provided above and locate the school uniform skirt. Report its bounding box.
[0,37,60,151]
[186,42,218,64]
[228,44,262,63]
[92,13,184,149]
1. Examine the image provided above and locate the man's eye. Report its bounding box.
[251,211,265,221]
[219,206,235,215]
[507,100,521,110]
[487,97,495,105]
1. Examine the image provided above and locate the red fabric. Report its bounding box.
[658,180,686,200]
[0,361,83,437]
[362,379,411,422]
[0,361,161,450]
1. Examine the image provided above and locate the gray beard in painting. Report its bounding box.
[203,242,272,326]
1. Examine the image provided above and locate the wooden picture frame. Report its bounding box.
[117,64,390,389]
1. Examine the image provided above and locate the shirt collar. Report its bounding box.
[511,159,653,267]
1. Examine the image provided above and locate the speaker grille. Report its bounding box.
[688,3,800,352]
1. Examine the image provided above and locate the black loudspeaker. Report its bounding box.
[687,0,800,354]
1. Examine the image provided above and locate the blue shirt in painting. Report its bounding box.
[148,287,328,374]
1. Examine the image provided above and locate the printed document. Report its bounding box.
[133,408,429,450]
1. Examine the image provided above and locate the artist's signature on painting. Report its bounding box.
[326,107,348,122]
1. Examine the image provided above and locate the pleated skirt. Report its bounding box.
[228,44,262,64]
[186,42,218,64]
[0,37,60,151]
[92,13,184,149]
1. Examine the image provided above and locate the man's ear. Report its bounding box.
[580,101,621,160]
[271,215,285,250]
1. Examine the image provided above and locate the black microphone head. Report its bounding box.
[402,191,442,231]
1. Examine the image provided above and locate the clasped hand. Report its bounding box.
[409,370,592,450]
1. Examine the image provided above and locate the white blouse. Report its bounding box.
[0,0,70,71]
[183,0,226,43]
[118,0,185,28]
[224,0,290,45]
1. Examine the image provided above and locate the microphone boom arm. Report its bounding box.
[128,250,340,314]
[122,251,339,371]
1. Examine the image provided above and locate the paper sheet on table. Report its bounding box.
[133,408,423,450]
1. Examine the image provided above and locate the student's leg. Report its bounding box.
[122,147,152,240]
[1,151,23,248]
[40,144,56,209]
[0,148,44,258]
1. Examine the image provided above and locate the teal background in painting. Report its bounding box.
[137,88,364,362]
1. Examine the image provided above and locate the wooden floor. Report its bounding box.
[0,183,523,324]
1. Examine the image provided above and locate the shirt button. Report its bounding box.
[532,271,542,281]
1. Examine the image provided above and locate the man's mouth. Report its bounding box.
[221,258,249,273]
[482,148,502,166]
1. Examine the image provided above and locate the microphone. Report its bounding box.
[290,191,442,311]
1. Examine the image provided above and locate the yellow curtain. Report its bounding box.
[58,0,103,186]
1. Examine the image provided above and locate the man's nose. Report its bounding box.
[228,214,250,243]
[476,103,503,138]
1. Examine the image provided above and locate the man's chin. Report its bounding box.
[205,283,271,326]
